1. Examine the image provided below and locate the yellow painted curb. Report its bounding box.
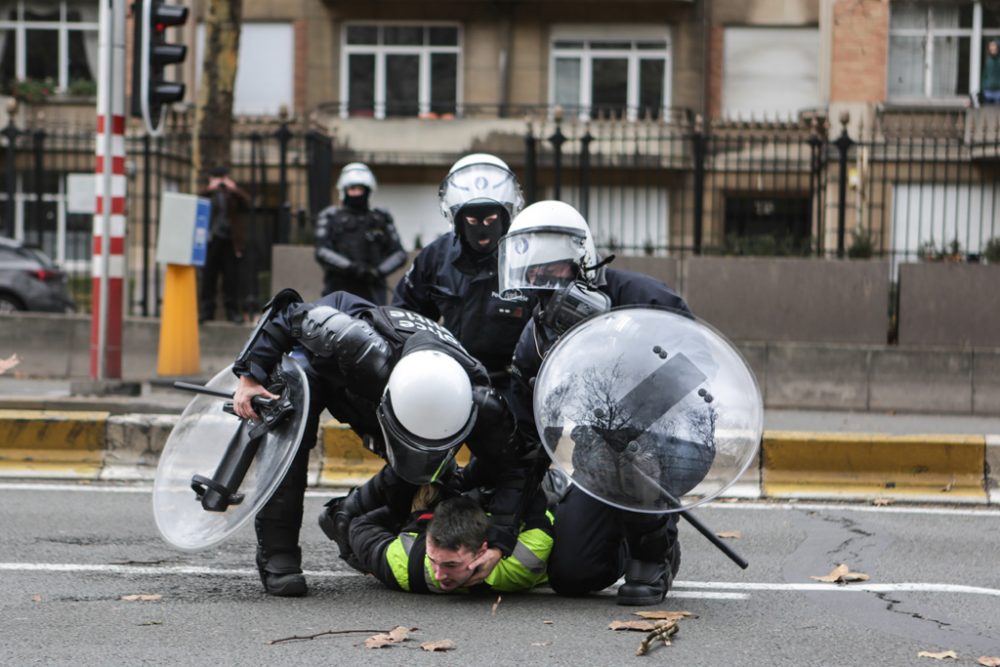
[762,431,986,500]
[0,409,110,478]
[318,419,470,486]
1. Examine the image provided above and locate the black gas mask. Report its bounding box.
[540,281,612,335]
[457,202,507,255]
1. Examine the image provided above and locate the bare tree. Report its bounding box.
[191,0,241,189]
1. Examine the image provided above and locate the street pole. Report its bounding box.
[92,0,127,379]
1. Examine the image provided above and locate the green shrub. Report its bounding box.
[983,237,1000,264]
[847,225,875,259]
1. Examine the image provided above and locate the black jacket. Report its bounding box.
[393,233,536,379]
[509,268,692,443]
[315,205,406,303]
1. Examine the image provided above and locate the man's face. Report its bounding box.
[990,41,999,56]
[346,185,366,197]
[425,538,486,591]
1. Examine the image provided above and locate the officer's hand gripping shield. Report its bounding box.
[533,307,762,514]
[152,355,310,551]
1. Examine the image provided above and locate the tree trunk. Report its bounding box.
[191,0,242,191]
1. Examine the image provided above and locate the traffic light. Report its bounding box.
[132,0,188,135]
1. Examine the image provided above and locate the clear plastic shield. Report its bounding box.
[152,356,310,551]
[533,307,762,514]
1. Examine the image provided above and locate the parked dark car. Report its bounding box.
[0,237,76,313]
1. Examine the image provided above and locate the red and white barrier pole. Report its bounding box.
[92,0,127,379]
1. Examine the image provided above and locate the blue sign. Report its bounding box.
[190,198,211,267]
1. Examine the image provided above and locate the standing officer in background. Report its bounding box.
[199,166,250,324]
[393,154,534,393]
[314,162,407,305]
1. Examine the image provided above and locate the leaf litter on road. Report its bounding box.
[810,563,870,584]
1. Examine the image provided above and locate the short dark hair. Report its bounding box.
[427,496,489,552]
[208,165,229,177]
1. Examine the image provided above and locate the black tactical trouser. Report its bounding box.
[253,373,326,564]
[200,237,240,321]
[547,486,679,596]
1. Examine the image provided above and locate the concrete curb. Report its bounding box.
[0,411,997,505]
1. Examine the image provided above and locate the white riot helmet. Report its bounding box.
[376,349,478,485]
[498,200,604,297]
[336,162,377,200]
[439,153,524,231]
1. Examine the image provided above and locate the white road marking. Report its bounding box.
[1,562,996,598]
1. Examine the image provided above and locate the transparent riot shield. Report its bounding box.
[533,307,762,514]
[152,355,310,551]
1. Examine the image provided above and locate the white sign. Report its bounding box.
[67,174,96,214]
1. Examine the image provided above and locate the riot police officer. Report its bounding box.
[499,200,692,606]
[393,154,535,390]
[231,290,533,596]
[315,163,406,304]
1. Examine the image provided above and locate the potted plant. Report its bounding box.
[8,78,55,105]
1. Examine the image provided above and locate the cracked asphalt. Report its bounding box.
[2,482,998,666]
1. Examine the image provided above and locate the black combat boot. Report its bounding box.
[318,465,417,569]
[616,522,681,606]
[318,494,366,572]
[256,546,307,597]
[255,450,308,596]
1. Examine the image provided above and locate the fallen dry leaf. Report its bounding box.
[420,639,455,652]
[365,626,412,649]
[633,610,695,621]
[491,594,502,616]
[716,530,742,539]
[810,564,870,584]
[121,594,162,601]
[978,657,1000,666]
[0,354,19,374]
[918,650,958,660]
[31,594,41,603]
[872,497,894,506]
[609,620,660,632]
[542,620,553,625]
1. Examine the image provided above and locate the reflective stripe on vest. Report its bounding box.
[387,532,446,594]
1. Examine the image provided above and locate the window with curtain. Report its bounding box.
[340,23,460,119]
[888,1,1000,100]
[0,0,98,94]
[550,26,671,121]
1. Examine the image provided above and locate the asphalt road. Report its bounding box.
[2,481,999,666]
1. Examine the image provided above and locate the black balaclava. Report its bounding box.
[343,186,371,211]
[456,202,507,255]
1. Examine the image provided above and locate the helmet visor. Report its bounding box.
[440,163,523,220]
[377,391,477,485]
[498,228,587,296]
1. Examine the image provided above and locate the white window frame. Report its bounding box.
[549,25,672,122]
[338,21,463,120]
[0,0,99,92]
[888,1,1000,101]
